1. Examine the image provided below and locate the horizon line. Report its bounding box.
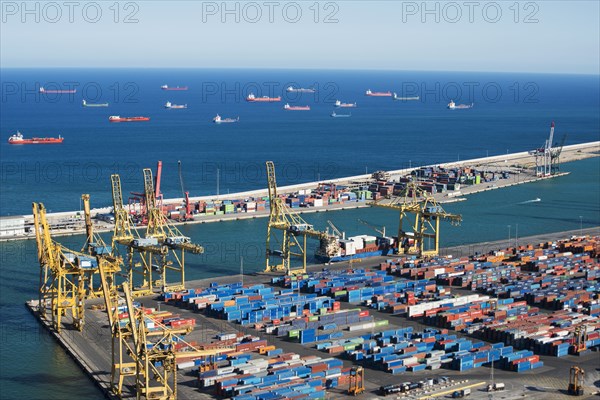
[0,66,598,76]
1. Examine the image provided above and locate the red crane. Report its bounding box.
[128,160,163,224]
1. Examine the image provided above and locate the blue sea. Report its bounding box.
[0,69,599,399]
[1,69,598,215]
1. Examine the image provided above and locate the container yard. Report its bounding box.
[27,229,600,399]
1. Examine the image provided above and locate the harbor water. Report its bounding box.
[1,69,599,215]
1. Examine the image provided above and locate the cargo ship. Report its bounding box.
[447,100,474,109]
[331,111,351,118]
[284,104,310,111]
[164,101,187,109]
[82,99,108,107]
[286,86,316,93]
[213,114,239,124]
[8,131,64,144]
[365,89,392,97]
[39,87,76,94]
[393,93,420,101]
[315,234,396,262]
[161,85,188,91]
[335,100,357,108]
[108,116,150,122]
[246,93,282,102]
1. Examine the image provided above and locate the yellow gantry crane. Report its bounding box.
[81,194,121,297]
[142,168,204,292]
[572,325,589,354]
[33,202,86,332]
[348,366,365,396]
[371,181,462,257]
[111,173,166,296]
[265,161,339,275]
[98,263,232,399]
[568,366,585,396]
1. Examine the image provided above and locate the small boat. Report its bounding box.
[39,86,76,94]
[164,101,187,109]
[286,86,316,93]
[161,85,188,91]
[8,131,64,144]
[447,100,474,109]
[393,93,420,101]
[331,112,351,118]
[365,89,392,97]
[82,99,109,107]
[284,103,310,111]
[246,93,281,102]
[109,116,150,122]
[213,114,239,124]
[335,100,357,108]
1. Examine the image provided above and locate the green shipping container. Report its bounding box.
[375,320,389,327]
[289,330,299,338]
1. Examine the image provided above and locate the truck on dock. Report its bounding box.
[487,382,505,392]
[452,388,471,398]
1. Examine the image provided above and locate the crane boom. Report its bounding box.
[327,220,343,238]
[358,219,386,237]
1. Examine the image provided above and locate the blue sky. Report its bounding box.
[1,1,598,73]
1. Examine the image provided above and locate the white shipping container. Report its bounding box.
[249,359,269,367]
[313,199,324,207]
[217,366,235,375]
[349,237,364,250]
[402,356,417,365]
[177,361,196,370]
[434,268,446,276]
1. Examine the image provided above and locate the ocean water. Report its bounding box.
[0,69,599,399]
[1,69,599,215]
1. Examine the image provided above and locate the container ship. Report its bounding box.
[286,86,316,93]
[246,93,282,102]
[393,93,420,101]
[109,116,150,122]
[213,114,239,124]
[8,131,64,144]
[161,85,188,91]
[365,89,392,97]
[164,101,187,109]
[39,87,76,94]
[335,100,357,108]
[331,111,351,118]
[284,104,310,111]
[447,100,474,109]
[315,234,396,262]
[82,99,109,107]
